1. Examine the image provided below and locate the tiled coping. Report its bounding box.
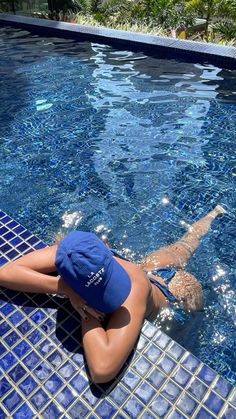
[0,210,235,418]
[0,14,236,70]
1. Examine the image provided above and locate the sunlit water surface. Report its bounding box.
[0,27,235,384]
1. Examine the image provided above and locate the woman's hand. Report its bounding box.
[68,288,105,322]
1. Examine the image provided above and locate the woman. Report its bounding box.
[0,205,225,383]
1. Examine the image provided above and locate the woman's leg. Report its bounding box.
[140,205,225,270]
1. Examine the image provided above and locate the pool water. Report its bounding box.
[0,26,235,384]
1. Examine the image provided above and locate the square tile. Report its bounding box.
[56,386,76,409]
[146,367,166,388]
[2,390,23,412]
[157,354,176,375]
[69,373,88,393]
[212,376,233,398]
[22,351,41,369]
[12,402,35,418]
[153,331,171,349]
[197,365,217,385]
[160,380,181,403]
[133,357,152,376]
[68,400,90,417]
[135,381,155,404]
[19,376,38,396]
[30,389,49,410]
[187,377,208,401]
[33,361,52,381]
[41,401,62,418]
[12,340,31,358]
[123,396,145,418]
[122,370,141,391]
[177,393,198,415]
[1,352,18,371]
[221,404,236,419]
[182,353,201,373]
[8,364,27,383]
[44,373,63,395]
[109,385,129,406]
[95,400,117,418]
[143,343,162,363]
[195,407,215,419]
[204,391,225,415]
[172,366,191,387]
[150,395,171,417]
[0,376,12,398]
[167,342,185,361]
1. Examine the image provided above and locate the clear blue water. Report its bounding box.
[0,26,235,384]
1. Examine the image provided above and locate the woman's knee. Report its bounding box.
[169,271,203,311]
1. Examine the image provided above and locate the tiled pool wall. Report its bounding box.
[0,215,236,418]
[0,14,236,70]
[0,15,236,418]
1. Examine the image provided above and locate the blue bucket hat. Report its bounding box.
[55,231,131,313]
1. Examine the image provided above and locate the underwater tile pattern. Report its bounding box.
[0,210,235,418]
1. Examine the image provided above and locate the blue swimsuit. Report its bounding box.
[110,249,178,303]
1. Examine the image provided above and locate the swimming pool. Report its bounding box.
[0,26,235,385]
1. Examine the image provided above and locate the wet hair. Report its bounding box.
[169,271,203,312]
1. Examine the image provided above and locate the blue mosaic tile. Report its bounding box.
[177,393,198,416]
[0,321,11,336]
[12,340,31,358]
[137,334,149,351]
[13,226,25,234]
[30,309,47,324]
[160,380,181,402]
[30,388,49,410]
[2,390,23,412]
[0,243,11,253]
[67,400,90,418]
[82,387,100,408]
[33,361,52,381]
[47,350,66,368]
[195,407,215,419]
[22,351,41,369]
[9,237,22,246]
[204,391,225,415]
[172,366,192,387]
[0,376,12,398]
[95,400,117,418]
[7,220,18,229]
[17,319,33,335]
[153,331,171,349]
[8,364,27,383]
[3,231,15,241]
[27,329,44,345]
[0,256,8,266]
[41,317,55,333]
[12,403,35,419]
[1,215,11,224]
[8,310,24,326]
[135,381,155,404]
[37,338,55,356]
[44,373,63,394]
[41,401,62,418]
[0,341,7,356]
[146,367,166,388]
[19,376,38,396]
[221,404,236,419]
[1,352,18,371]
[1,304,14,316]
[4,330,21,347]
[109,385,129,406]
[123,396,145,418]
[182,353,201,373]
[6,249,19,259]
[168,410,187,419]
[69,373,88,393]
[197,365,217,385]
[150,394,171,417]
[56,386,76,409]
[122,370,141,391]
[34,241,46,250]
[157,354,176,375]
[143,343,162,363]
[167,342,185,361]
[133,357,152,376]
[0,226,8,235]
[140,322,157,339]
[17,243,30,253]
[58,360,76,379]
[212,375,233,398]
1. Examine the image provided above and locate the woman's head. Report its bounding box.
[169,271,203,312]
[55,231,131,313]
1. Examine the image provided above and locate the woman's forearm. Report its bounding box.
[0,264,71,296]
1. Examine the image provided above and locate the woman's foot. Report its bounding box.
[190,205,226,237]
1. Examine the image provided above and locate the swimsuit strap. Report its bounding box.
[111,249,177,303]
